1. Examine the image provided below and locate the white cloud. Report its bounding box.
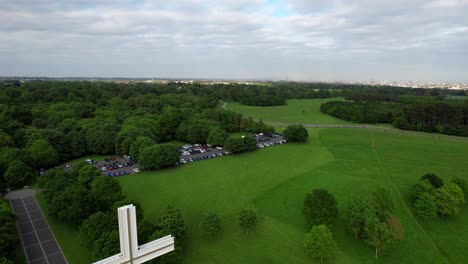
[0,0,467,81]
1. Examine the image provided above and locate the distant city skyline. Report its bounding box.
[1,0,468,82]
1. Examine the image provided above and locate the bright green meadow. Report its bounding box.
[116,128,468,264]
[38,99,468,263]
[226,98,350,124]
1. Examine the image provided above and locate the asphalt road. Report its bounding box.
[5,189,68,264]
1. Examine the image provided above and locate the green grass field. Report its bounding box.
[113,128,468,264]
[37,99,468,263]
[226,98,351,124]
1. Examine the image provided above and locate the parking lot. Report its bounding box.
[63,133,285,175]
[178,133,285,164]
[93,156,140,177]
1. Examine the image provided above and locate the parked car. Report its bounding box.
[101,166,107,171]
[133,168,140,173]
[108,172,114,177]
[114,171,120,176]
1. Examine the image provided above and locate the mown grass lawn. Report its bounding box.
[114,128,468,264]
[226,98,351,124]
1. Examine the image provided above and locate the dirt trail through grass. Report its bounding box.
[369,131,450,264]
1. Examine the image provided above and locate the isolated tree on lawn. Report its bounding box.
[421,173,444,188]
[346,196,377,239]
[372,188,394,215]
[239,209,257,235]
[410,179,435,202]
[199,212,222,238]
[283,124,309,142]
[303,189,338,227]
[156,205,186,240]
[364,217,393,259]
[303,225,338,262]
[435,183,465,216]
[450,177,467,197]
[414,192,437,220]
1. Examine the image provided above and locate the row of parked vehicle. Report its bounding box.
[107,171,130,177]
[100,161,136,171]
[257,139,286,148]
[179,151,230,164]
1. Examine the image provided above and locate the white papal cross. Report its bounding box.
[93,205,175,264]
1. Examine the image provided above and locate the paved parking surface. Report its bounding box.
[5,190,67,264]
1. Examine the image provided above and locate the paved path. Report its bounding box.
[5,189,68,264]
[262,120,468,142]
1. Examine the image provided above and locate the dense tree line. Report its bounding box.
[321,99,468,136]
[38,165,187,262]
[0,197,20,263]
[0,81,276,191]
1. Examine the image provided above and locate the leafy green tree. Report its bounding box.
[27,139,59,168]
[0,199,19,260]
[92,229,120,259]
[90,177,125,211]
[435,183,465,216]
[242,135,258,152]
[206,127,228,146]
[66,130,87,158]
[364,217,393,259]
[4,160,33,187]
[421,173,444,188]
[158,107,183,141]
[85,120,119,154]
[139,144,180,170]
[49,184,96,225]
[187,124,211,144]
[283,124,308,142]
[303,189,338,227]
[156,206,186,240]
[138,220,157,244]
[0,130,13,147]
[239,209,257,235]
[129,136,154,161]
[372,188,394,214]
[410,179,435,202]
[78,165,101,187]
[346,196,377,239]
[414,192,437,220]
[80,211,120,259]
[224,136,245,153]
[303,225,338,262]
[450,177,467,197]
[199,212,222,238]
[80,211,117,251]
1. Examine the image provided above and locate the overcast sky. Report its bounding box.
[1,0,468,82]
